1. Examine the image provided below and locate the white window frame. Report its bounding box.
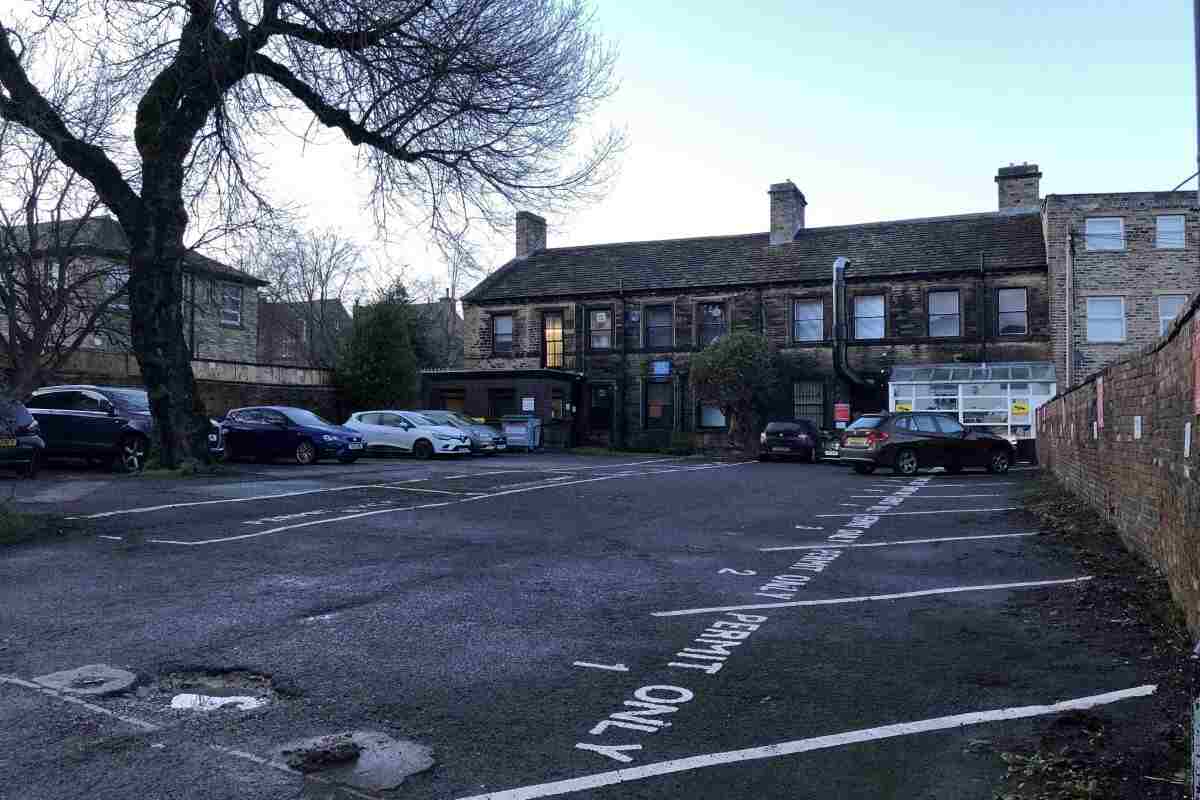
[997,288,1029,336]
[1084,217,1124,251]
[1158,294,1189,336]
[1155,215,1186,249]
[792,299,823,342]
[927,290,960,338]
[219,282,242,326]
[853,294,885,340]
[1086,296,1126,342]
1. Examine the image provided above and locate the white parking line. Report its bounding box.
[453,685,1154,800]
[72,484,392,520]
[0,674,161,731]
[850,494,1001,499]
[759,532,1039,551]
[374,486,485,496]
[815,507,1019,518]
[149,462,752,546]
[649,577,1092,617]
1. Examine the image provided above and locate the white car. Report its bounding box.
[343,410,471,459]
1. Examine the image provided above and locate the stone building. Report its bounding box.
[1042,189,1200,389]
[427,165,1057,450]
[257,298,351,368]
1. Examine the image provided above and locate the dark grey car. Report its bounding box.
[28,385,222,472]
[838,411,1014,476]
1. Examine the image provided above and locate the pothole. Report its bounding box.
[273,731,434,792]
[33,664,137,697]
[156,670,276,712]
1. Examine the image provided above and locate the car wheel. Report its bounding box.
[294,439,317,465]
[116,435,148,473]
[852,464,876,475]
[893,448,919,476]
[413,439,434,460]
[987,450,1011,474]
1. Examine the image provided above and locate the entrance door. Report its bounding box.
[589,385,613,437]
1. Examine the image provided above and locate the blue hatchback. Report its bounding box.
[221,406,364,465]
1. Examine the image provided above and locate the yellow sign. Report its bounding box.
[895,402,912,412]
[1011,400,1030,416]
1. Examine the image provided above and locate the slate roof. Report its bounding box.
[463,210,1046,303]
[2,216,266,286]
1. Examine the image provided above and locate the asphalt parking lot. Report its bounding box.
[0,453,1161,800]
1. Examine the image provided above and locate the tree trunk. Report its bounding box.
[126,212,211,468]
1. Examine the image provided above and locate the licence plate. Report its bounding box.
[0,438,15,448]
[348,442,364,450]
[846,437,866,447]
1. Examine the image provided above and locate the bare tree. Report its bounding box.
[0,0,621,465]
[0,64,131,397]
[250,226,362,368]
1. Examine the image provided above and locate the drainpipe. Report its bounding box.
[1065,231,1074,388]
[831,257,878,391]
[979,253,987,364]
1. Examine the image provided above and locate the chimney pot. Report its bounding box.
[515,211,547,259]
[995,163,1042,212]
[768,180,807,245]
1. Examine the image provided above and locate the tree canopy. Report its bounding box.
[689,332,778,450]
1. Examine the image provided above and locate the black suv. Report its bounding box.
[838,412,1014,476]
[28,385,222,472]
[759,419,821,462]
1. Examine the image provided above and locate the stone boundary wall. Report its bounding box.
[1037,292,1200,637]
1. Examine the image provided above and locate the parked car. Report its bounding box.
[759,419,821,462]
[414,410,507,454]
[838,411,1014,476]
[27,384,222,472]
[0,398,45,477]
[344,410,471,459]
[221,406,363,465]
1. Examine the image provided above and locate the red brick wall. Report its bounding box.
[1038,293,1200,637]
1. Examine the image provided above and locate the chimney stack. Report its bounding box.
[515,211,547,259]
[995,163,1041,212]
[769,181,806,245]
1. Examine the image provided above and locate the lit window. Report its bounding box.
[698,303,726,346]
[1085,217,1124,251]
[1158,294,1188,336]
[1155,215,1185,249]
[543,312,563,367]
[492,314,513,354]
[997,288,1028,335]
[589,309,612,350]
[793,299,823,341]
[1086,297,1125,342]
[928,291,960,337]
[853,295,885,340]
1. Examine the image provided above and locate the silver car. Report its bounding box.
[415,410,507,454]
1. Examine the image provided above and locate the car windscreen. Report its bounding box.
[281,409,333,427]
[846,416,886,431]
[106,388,150,412]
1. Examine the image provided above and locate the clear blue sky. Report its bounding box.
[269,0,1197,283]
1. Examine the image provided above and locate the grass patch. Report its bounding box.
[0,504,70,546]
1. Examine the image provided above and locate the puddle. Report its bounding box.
[170,693,267,711]
[274,731,433,792]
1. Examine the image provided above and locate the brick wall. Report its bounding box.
[1044,192,1200,389]
[1038,292,1200,637]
